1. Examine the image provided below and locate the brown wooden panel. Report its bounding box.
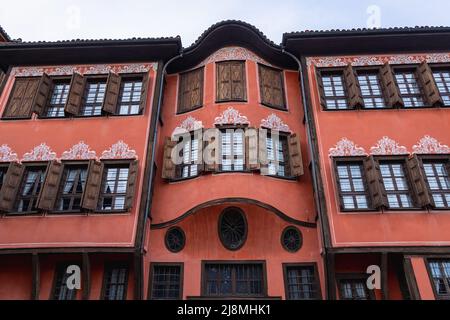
[81,160,104,210]
[124,160,139,210]
[162,137,177,179]
[259,64,286,109]
[32,73,52,116]
[231,62,246,101]
[407,154,433,208]
[245,128,259,171]
[3,77,39,118]
[139,72,149,114]
[204,129,220,172]
[102,72,121,114]
[259,128,269,175]
[0,162,25,212]
[216,62,231,101]
[343,64,364,108]
[379,63,404,108]
[363,156,388,209]
[64,72,86,115]
[288,133,304,177]
[316,68,327,109]
[194,129,204,174]
[36,160,64,211]
[178,67,203,113]
[416,62,443,107]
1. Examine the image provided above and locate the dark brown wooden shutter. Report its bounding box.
[3,78,40,118]
[363,156,388,209]
[406,154,433,208]
[204,129,220,172]
[194,129,204,174]
[36,161,64,211]
[316,68,327,109]
[343,64,364,109]
[288,133,304,177]
[64,72,86,115]
[259,64,286,109]
[216,61,246,102]
[124,160,138,210]
[32,73,52,116]
[231,62,246,101]
[416,62,443,107]
[379,63,404,108]
[259,128,269,175]
[0,162,24,212]
[216,62,231,101]
[245,127,259,171]
[139,73,149,114]
[162,137,177,179]
[178,67,203,113]
[81,160,104,210]
[102,72,121,114]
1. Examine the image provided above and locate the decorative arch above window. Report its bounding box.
[329,138,367,157]
[413,135,450,154]
[0,144,18,162]
[260,114,291,133]
[218,207,248,251]
[370,136,408,155]
[214,107,250,126]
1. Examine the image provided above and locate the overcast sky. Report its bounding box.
[1,0,449,46]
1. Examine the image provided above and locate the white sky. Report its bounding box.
[1,0,449,46]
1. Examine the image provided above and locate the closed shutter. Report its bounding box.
[259,128,269,175]
[216,61,246,102]
[194,129,204,173]
[316,68,327,109]
[162,137,177,179]
[178,68,203,113]
[0,162,25,212]
[288,133,304,177]
[64,73,86,115]
[416,62,443,107]
[204,129,220,172]
[81,160,104,210]
[259,64,286,109]
[3,78,40,118]
[216,62,231,101]
[139,73,149,114]
[231,62,246,101]
[363,156,388,209]
[36,160,64,211]
[32,73,52,116]
[124,160,138,210]
[102,72,121,114]
[406,154,433,208]
[245,127,259,171]
[379,63,404,108]
[343,64,364,109]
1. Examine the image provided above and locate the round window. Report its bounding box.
[165,227,186,253]
[218,207,247,251]
[281,226,303,252]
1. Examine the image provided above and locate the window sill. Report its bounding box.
[169,175,201,182]
[261,174,297,181]
[176,105,203,115]
[215,99,248,104]
[260,102,288,112]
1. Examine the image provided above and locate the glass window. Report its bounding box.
[380,162,414,208]
[357,72,387,108]
[321,73,348,109]
[433,70,450,106]
[266,133,290,177]
[118,79,142,115]
[423,161,450,208]
[428,260,450,299]
[81,80,106,116]
[103,264,128,300]
[150,265,182,300]
[220,129,245,172]
[0,166,7,191]
[15,166,46,213]
[284,265,319,300]
[46,82,70,117]
[339,279,373,300]
[395,71,425,108]
[176,134,199,179]
[56,165,88,211]
[336,163,370,210]
[98,165,129,211]
[52,264,77,300]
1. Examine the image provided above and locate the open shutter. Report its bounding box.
[288,133,304,177]
[406,154,433,208]
[124,160,138,210]
[363,156,388,209]
[194,129,204,174]
[343,64,364,109]
[0,162,24,212]
[81,160,104,211]
[139,73,149,114]
[178,68,203,113]
[245,127,259,171]
[190,68,203,108]
[216,62,232,101]
[102,72,121,114]
[32,73,52,116]
[162,137,177,180]
[259,64,285,109]
[379,63,404,108]
[204,129,220,172]
[64,73,86,115]
[36,161,64,211]
[315,68,327,109]
[3,78,40,118]
[416,62,443,107]
[259,128,269,175]
[231,62,246,101]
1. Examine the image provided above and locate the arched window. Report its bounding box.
[218,207,247,250]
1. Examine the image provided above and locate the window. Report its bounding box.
[45,81,70,117]
[427,260,450,299]
[283,264,320,300]
[165,227,186,253]
[117,78,142,115]
[281,227,303,252]
[218,207,247,250]
[220,129,245,171]
[216,61,246,102]
[56,165,88,211]
[51,264,77,300]
[357,72,387,108]
[149,264,183,299]
[81,79,106,116]
[379,162,414,208]
[335,162,370,210]
[321,72,348,109]
[258,64,286,110]
[203,262,265,297]
[102,264,128,300]
[423,161,450,208]
[266,133,290,177]
[395,71,425,107]
[176,134,200,179]
[433,70,450,106]
[339,278,374,300]
[0,166,7,191]
[98,165,129,211]
[177,67,203,114]
[15,166,46,213]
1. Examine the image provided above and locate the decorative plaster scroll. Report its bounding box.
[172,116,203,136]
[260,114,291,133]
[0,144,18,162]
[329,138,367,157]
[11,63,156,77]
[198,46,269,67]
[214,107,250,126]
[413,135,450,154]
[61,141,97,160]
[307,53,450,68]
[100,141,137,160]
[22,143,57,161]
[370,136,408,155]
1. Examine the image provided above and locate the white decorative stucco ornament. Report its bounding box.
[412,135,450,154]
[172,116,204,136]
[61,141,97,160]
[328,138,367,157]
[0,144,19,162]
[199,46,269,67]
[22,143,57,161]
[260,114,291,133]
[101,141,137,160]
[370,136,408,155]
[214,107,250,126]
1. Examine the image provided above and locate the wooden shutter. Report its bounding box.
[178,67,203,113]
[416,62,443,107]
[204,129,220,172]
[363,156,388,209]
[259,128,269,175]
[81,160,104,210]
[102,72,121,114]
[316,68,327,109]
[288,133,304,177]
[259,64,286,109]
[379,63,404,108]
[3,78,40,118]
[162,137,177,179]
[231,62,246,101]
[139,73,149,114]
[0,162,24,212]
[343,64,364,109]
[216,61,246,102]
[194,129,204,173]
[32,73,52,116]
[406,154,433,208]
[36,161,64,211]
[245,127,259,171]
[64,73,86,115]
[124,160,138,210]
[216,62,231,101]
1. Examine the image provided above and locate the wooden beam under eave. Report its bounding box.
[31,253,40,300]
[326,252,337,300]
[82,252,91,300]
[381,252,389,300]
